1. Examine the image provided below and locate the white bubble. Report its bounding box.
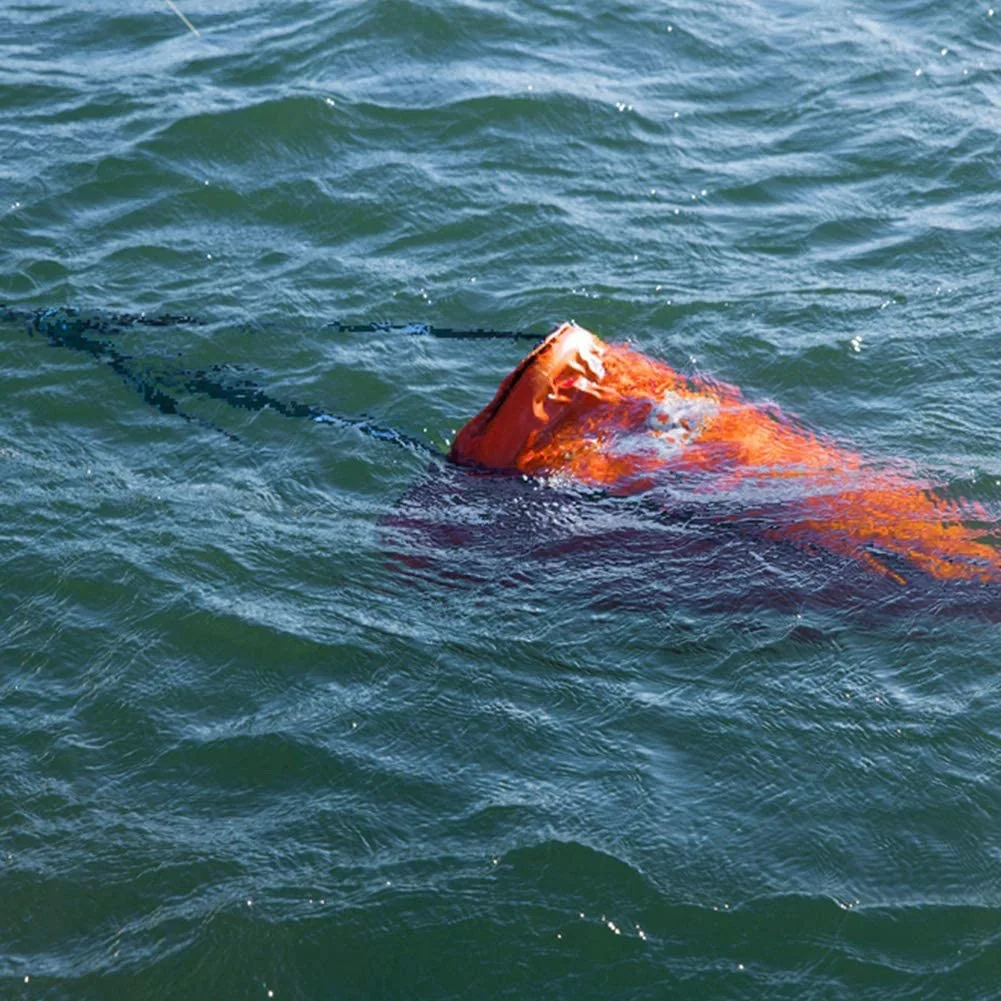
[914,68,922,76]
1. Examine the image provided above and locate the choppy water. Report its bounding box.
[2,2,1001,998]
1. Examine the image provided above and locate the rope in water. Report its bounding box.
[0,305,543,457]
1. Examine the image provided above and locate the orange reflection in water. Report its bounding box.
[450,323,999,584]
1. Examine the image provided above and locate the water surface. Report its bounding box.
[2,1,1001,998]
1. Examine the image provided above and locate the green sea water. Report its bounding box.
[2,2,1001,998]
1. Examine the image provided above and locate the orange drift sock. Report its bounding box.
[449,323,1000,584]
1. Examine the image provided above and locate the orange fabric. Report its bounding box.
[449,323,1000,583]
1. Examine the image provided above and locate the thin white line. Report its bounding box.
[164,0,201,38]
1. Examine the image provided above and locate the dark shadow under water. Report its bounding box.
[385,464,1001,627]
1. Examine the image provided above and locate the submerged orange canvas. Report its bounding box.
[450,323,1000,584]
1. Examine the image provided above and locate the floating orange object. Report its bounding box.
[450,322,1000,584]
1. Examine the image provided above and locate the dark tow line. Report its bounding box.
[0,305,544,458]
[326,320,543,342]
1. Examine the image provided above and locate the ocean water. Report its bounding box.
[2,1,1001,998]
